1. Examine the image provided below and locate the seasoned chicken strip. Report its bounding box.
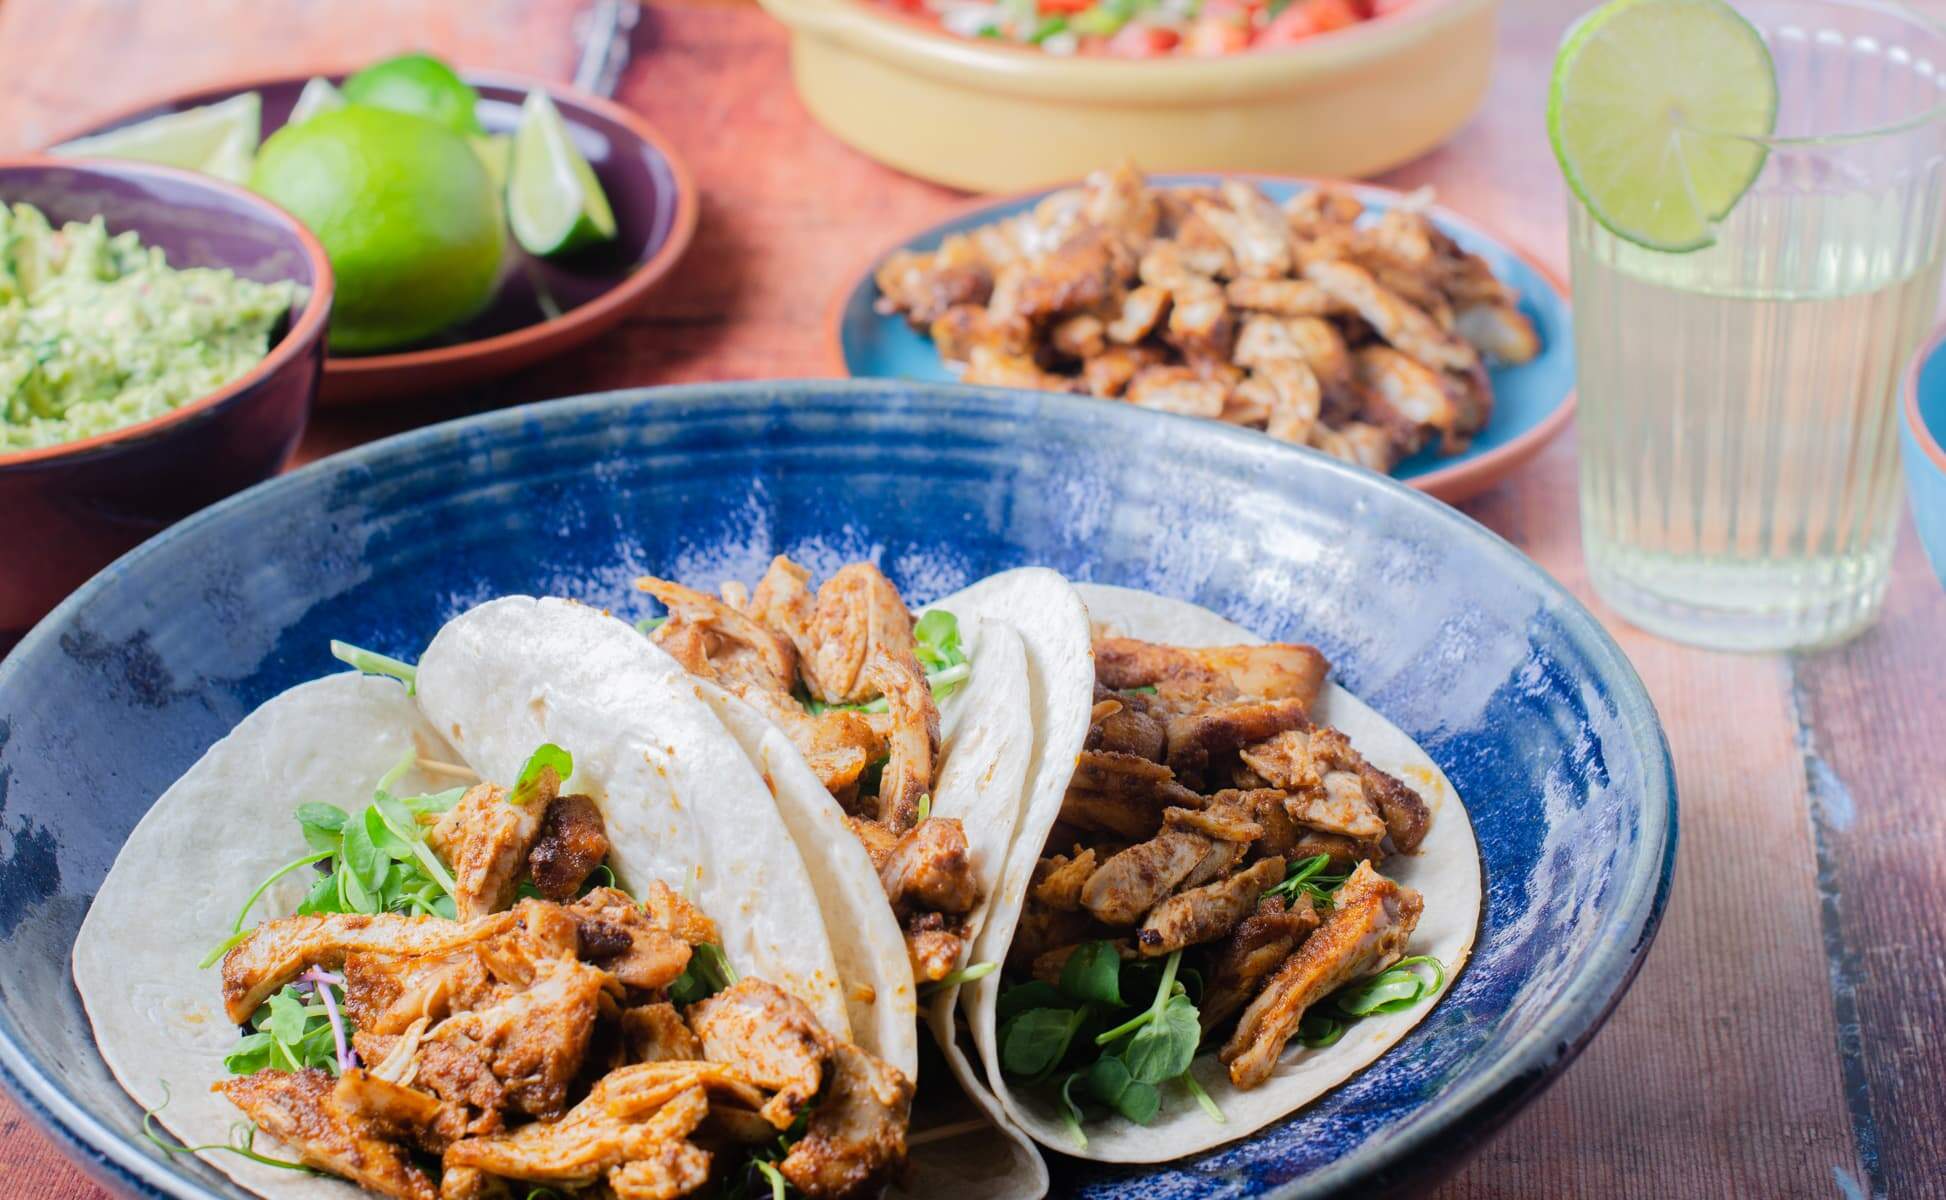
[431,780,550,923]
[1136,856,1287,956]
[780,1042,914,1200]
[621,1002,705,1065]
[864,645,939,831]
[416,956,611,1122]
[690,979,835,1130]
[1165,697,1313,775]
[527,792,611,901]
[442,1064,720,1185]
[1201,893,1320,1028]
[1029,848,1098,912]
[1080,827,1211,925]
[223,911,524,1024]
[877,817,978,914]
[568,887,695,990]
[1094,638,1329,709]
[1302,258,1478,374]
[219,1068,437,1200]
[334,1068,465,1151]
[1225,277,1338,317]
[1220,862,1424,1088]
[638,576,797,695]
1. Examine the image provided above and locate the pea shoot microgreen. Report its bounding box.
[223,977,352,1077]
[510,742,573,805]
[202,753,467,967]
[329,639,418,694]
[1262,854,1350,909]
[142,1084,310,1172]
[669,942,738,1007]
[918,959,997,996]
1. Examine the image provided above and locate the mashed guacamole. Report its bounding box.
[0,202,300,452]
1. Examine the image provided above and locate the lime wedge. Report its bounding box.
[507,91,616,257]
[1548,0,1777,252]
[51,92,263,184]
[288,77,347,126]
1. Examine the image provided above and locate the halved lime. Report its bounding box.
[508,91,616,257]
[51,92,262,184]
[342,53,483,136]
[288,77,347,126]
[1548,0,1777,252]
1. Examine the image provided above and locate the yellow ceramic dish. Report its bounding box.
[759,0,1500,191]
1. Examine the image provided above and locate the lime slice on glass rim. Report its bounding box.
[50,91,262,184]
[507,90,616,257]
[1549,0,1778,252]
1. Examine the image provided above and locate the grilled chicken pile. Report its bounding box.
[1015,635,1428,1089]
[875,164,1542,474]
[217,768,912,1200]
[637,557,981,983]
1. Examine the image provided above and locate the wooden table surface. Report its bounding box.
[2,2,1940,1197]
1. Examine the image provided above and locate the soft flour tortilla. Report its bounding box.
[415,595,862,1046]
[676,594,1048,1200]
[686,679,918,1080]
[964,581,1484,1163]
[73,673,460,1199]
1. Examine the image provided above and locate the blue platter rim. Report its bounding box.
[0,380,1674,1200]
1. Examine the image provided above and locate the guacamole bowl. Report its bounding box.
[0,158,333,652]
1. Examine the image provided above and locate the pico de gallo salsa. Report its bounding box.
[878,0,1408,57]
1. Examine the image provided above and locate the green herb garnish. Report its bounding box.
[1263,854,1349,909]
[142,1084,310,1172]
[223,981,349,1076]
[669,942,738,1007]
[329,639,417,693]
[920,959,997,996]
[510,742,573,805]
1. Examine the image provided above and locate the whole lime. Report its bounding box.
[341,53,483,135]
[251,105,505,353]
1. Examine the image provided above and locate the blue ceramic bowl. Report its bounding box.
[1902,326,1946,588]
[0,381,1673,1199]
[831,176,1577,505]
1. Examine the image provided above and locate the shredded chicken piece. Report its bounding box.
[224,910,525,1025]
[1094,637,1329,710]
[641,881,720,947]
[1136,856,1286,956]
[441,1064,723,1188]
[1219,862,1424,1088]
[527,792,610,901]
[865,647,939,831]
[219,1069,437,1200]
[620,1003,704,1065]
[431,781,550,923]
[415,956,612,1123]
[1201,893,1320,1028]
[779,1043,914,1200]
[1029,848,1098,912]
[1079,827,1211,925]
[568,887,695,990]
[689,979,835,1130]
[1165,697,1313,775]
[877,817,978,915]
[335,1067,466,1151]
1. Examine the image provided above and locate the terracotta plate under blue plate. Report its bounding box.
[0,381,1671,1200]
[61,71,697,406]
[833,176,1576,504]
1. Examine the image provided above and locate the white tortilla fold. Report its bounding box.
[414,595,858,1043]
[962,581,1484,1163]
[687,678,919,1081]
[72,672,461,1200]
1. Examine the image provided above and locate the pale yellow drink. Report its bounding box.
[1561,0,1946,650]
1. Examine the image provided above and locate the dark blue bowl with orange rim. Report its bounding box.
[0,158,333,651]
[0,380,1673,1198]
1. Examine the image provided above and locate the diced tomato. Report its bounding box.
[1259,0,1370,43]
[1184,17,1252,55]
[1105,23,1182,56]
[1037,0,1096,12]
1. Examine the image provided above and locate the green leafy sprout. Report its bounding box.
[669,942,739,1008]
[201,751,465,968]
[142,1083,309,1172]
[329,639,418,694]
[510,743,573,806]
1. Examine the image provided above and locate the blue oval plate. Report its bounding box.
[0,381,1668,1200]
[831,176,1576,504]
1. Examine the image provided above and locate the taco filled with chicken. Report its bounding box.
[943,576,1483,1161]
[73,613,922,1200]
